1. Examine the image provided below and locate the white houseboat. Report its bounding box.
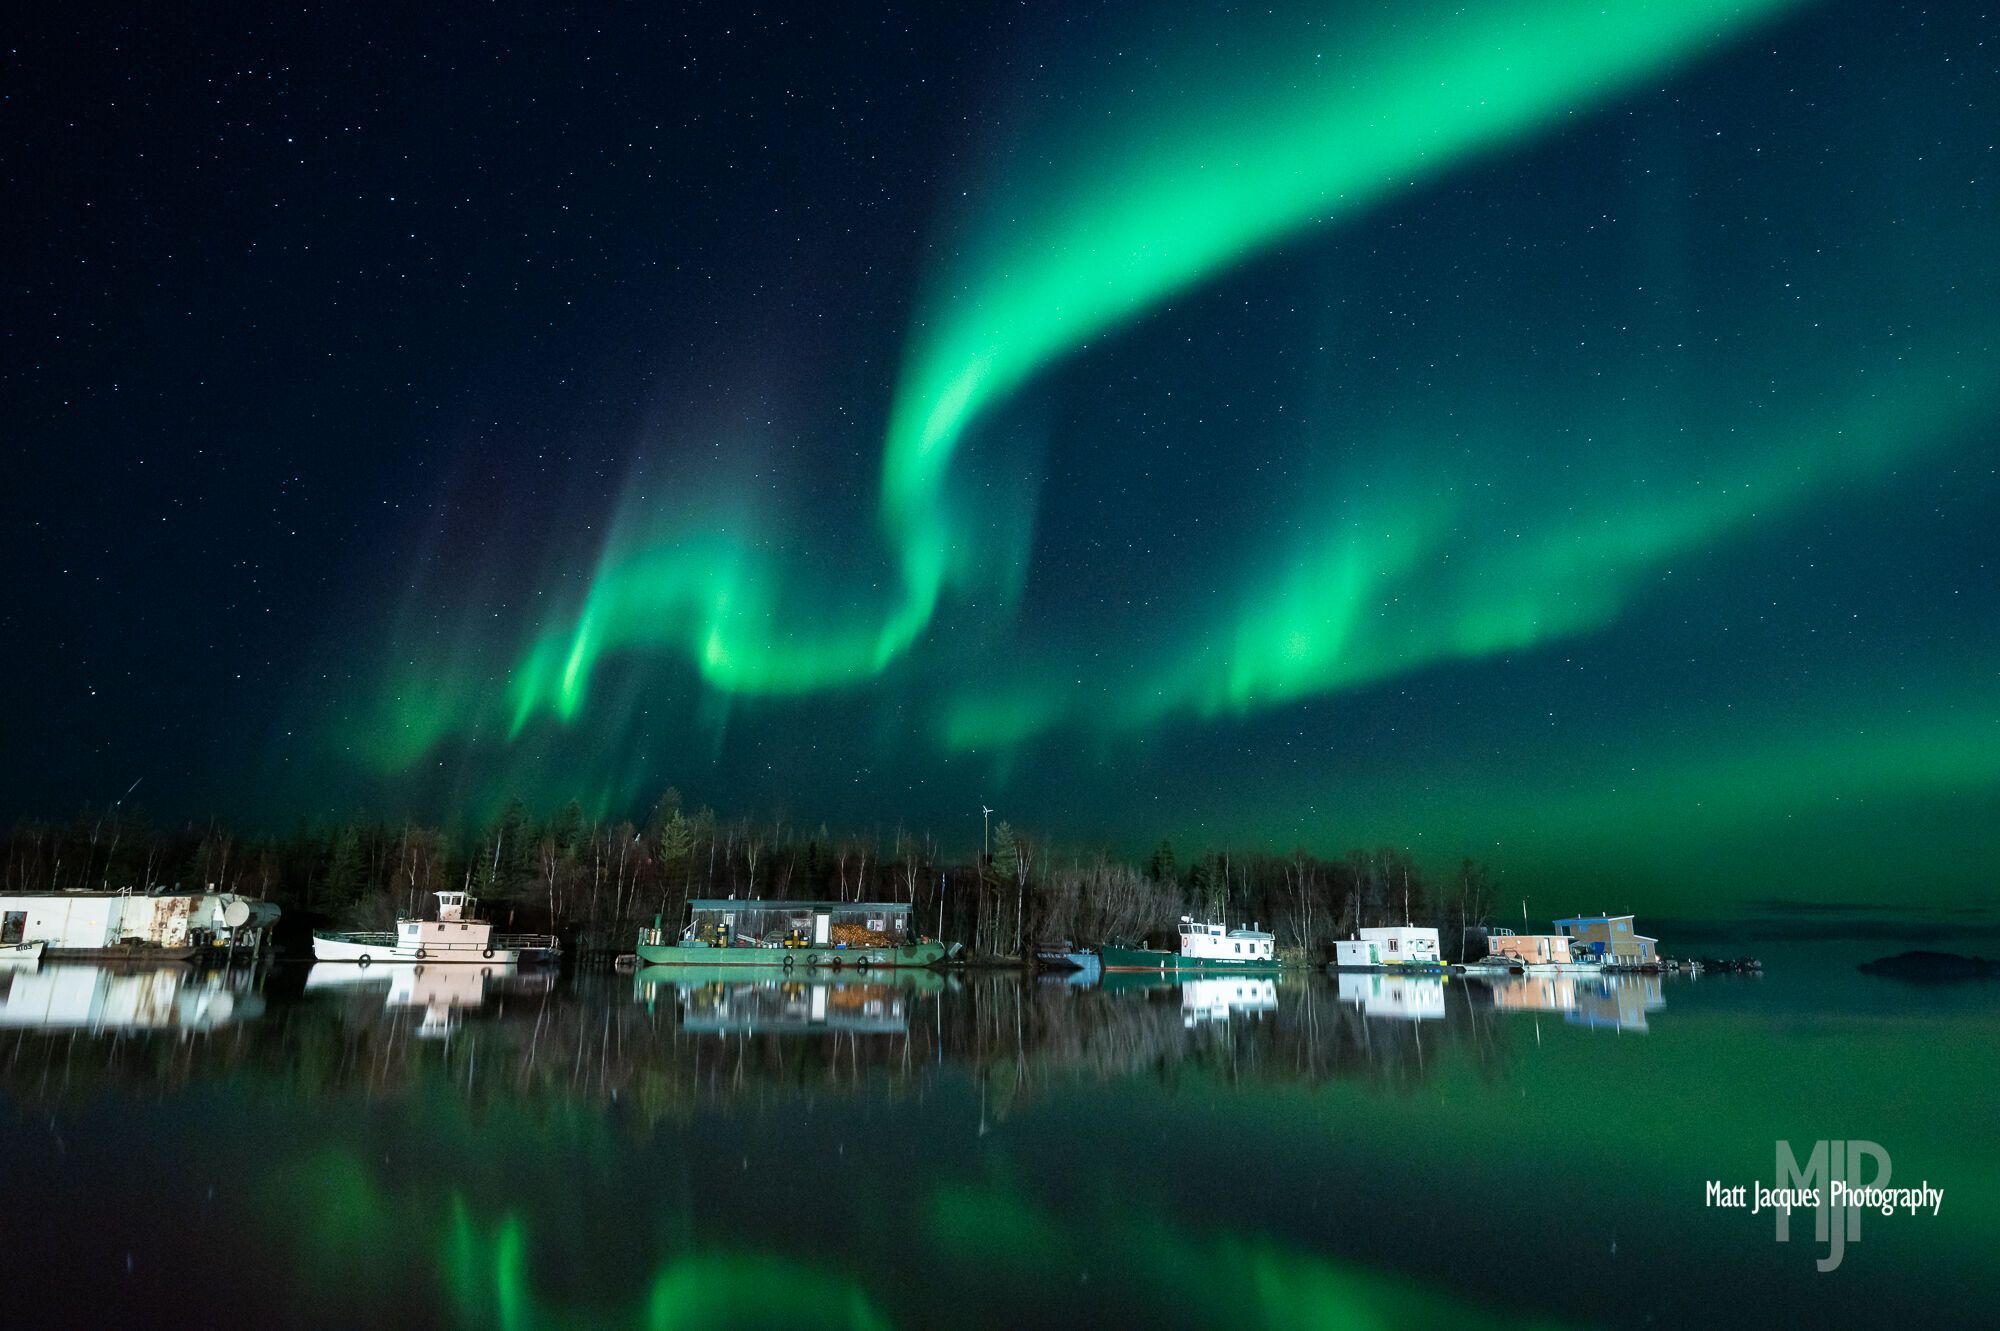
[312,891,559,965]
[0,889,280,961]
[1331,924,1443,971]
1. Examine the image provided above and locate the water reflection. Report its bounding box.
[1335,972,1447,1021]
[305,961,556,1037]
[1467,973,1668,1032]
[0,962,263,1032]
[636,965,947,1035]
[2,961,1991,1330]
[1179,975,1278,1027]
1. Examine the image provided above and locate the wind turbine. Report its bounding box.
[980,805,994,864]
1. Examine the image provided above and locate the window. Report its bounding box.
[1388,939,1399,952]
[1,911,24,945]
[1234,942,1241,954]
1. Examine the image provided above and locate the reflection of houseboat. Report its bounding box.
[634,899,954,968]
[638,967,945,1035]
[0,889,280,960]
[1567,974,1666,1032]
[1180,976,1279,1027]
[1099,917,1278,973]
[0,964,264,1031]
[1477,974,1585,1014]
[312,891,559,965]
[1335,972,1447,1020]
[1331,925,1443,972]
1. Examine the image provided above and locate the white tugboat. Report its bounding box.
[312,891,558,965]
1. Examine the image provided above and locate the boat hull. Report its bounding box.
[312,932,526,965]
[1332,963,1449,973]
[633,939,949,968]
[0,941,45,965]
[1099,945,1282,974]
[43,944,197,962]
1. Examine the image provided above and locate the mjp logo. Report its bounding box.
[1774,1139,1890,1273]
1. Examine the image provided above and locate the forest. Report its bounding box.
[0,791,1508,962]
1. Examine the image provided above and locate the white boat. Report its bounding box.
[311,891,558,965]
[1331,925,1444,971]
[1454,955,1525,976]
[0,940,45,966]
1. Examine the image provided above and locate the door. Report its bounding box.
[814,912,831,946]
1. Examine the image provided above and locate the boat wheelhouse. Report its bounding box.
[634,899,956,969]
[312,891,559,965]
[1098,916,1280,973]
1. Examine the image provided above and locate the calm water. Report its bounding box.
[2,950,1994,1328]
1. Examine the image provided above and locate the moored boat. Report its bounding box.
[1453,955,1525,976]
[634,899,954,969]
[1099,916,1279,973]
[1331,925,1446,972]
[312,891,558,965]
[0,888,280,960]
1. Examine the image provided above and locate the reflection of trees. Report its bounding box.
[0,970,1520,1119]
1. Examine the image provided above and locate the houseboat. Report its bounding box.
[1552,914,1660,968]
[1098,916,1280,973]
[312,891,559,965]
[634,899,957,968]
[1330,924,1444,972]
[1477,928,1610,974]
[0,889,280,961]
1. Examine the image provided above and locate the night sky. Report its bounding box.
[7,2,1995,913]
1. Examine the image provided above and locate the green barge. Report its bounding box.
[635,898,959,969]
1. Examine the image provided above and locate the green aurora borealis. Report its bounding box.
[334,0,1996,913]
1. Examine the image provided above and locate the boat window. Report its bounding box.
[1,911,23,944]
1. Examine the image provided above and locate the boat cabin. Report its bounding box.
[1176,916,1275,961]
[1552,914,1657,964]
[1486,931,1574,965]
[665,899,917,950]
[398,891,494,950]
[1333,925,1442,968]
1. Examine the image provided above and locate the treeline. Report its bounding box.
[0,792,1505,960]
